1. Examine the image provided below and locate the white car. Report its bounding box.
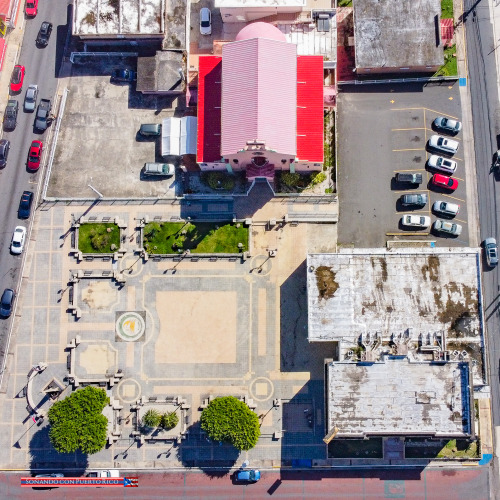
[434,116,462,134]
[200,7,212,35]
[427,155,457,175]
[10,226,26,255]
[401,215,431,228]
[428,135,459,155]
[432,200,460,217]
[24,84,38,112]
[484,238,499,267]
[433,220,462,236]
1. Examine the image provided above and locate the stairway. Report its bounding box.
[246,163,275,181]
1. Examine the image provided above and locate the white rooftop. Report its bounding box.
[307,249,481,342]
[327,358,471,438]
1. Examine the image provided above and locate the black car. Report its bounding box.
[0,139,10,167]
[0,288,15,318]
[111,69,136,83]
[18,190,33,219]
[36,21,52,46]
[3,99,18,130]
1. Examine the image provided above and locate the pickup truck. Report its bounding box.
[395,172,422,185]
[35,98,52,131]
[85,469,120,478]
[3,100,18,130]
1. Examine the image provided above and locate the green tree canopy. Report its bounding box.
[47,386,109,454]
[200,396,260,451]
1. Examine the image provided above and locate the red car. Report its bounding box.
[10,65,25,93]
[25,0,38,16]
[431,173,458,190]
[27,140,43,170]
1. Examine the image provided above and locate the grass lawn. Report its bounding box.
[405,438,479,459]
[328,439,383,458]
[434,45,457,77]
[441,0,454,18]
[143,222,248,254]
[338,0,352,6]
[78,223,120,253]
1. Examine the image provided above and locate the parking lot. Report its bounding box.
[337,82,468,247]
[46,58,184,199]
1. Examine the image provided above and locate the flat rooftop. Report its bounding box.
[327,358,471,438]
[354,0,443,69]
[307,249,481,342]
[73,0,165,36]
[215,0,305,7]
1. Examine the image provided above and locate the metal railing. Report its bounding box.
[70,52,139,63]
[338,75,459,86]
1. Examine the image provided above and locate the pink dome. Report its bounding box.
[235,22,287,43]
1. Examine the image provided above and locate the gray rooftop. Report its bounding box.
[136,51,185,93]
[327,358,471,438]
[354,0,443,70]
[307,249,481,342]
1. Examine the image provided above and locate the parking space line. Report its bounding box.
[396,210,431,215]
[393,169,427,173]
[392,148,425,152]
[439,193,465,203]
[386,232,430,236]
[391,107,425,111]
[452,175,465,182]
[455,218,468,224]
[391,127,427,131]
[393,190,430,194]
[391,106,459,121]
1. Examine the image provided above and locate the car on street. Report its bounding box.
[0,139,10,168]
[400,193,428,207]
[3,99,18,129]
[34,98,52,131]
[24,84,38,111]
[25,0,38,16]
[433,220,462,236]
[401,214,431,228]
[27,140,43,170]
[18,191,34,219]
[234,469,261,483]
[10,65,25,93]
[428,135,459,155]
[427,155,457,175]
[200,7,212,35]
[111,69,136,83]
[431,173,458,191]
[10,226,26,255]
[36,21,52,46]
[433,116,462,134]
[432,200,460,217]
[0,288,15,317]
[484,237,499,267]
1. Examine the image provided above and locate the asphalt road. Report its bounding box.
[0,2,71,365]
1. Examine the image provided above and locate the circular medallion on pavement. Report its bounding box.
[116,312,146,342]
[249,376,274,402]
[116,378,142,403]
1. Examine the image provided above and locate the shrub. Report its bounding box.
[160,412,179,430]
[325,187,333,194]
[202,171,235,191]
[200,396,260,451]
[309,172,326,186]
[48,386,109,455]
[281,172,301,187]
[142,409,161,428]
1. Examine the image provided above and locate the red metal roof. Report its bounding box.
[440,18,454,47]
[197,56,222,163]
[296,56,324,162]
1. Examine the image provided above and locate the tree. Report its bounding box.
[200,396,260,451]
[142,409,161,428]
[160,411,179,430]
[47,386,109,454]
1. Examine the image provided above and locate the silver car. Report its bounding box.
[432,200,460,217]
[427,155,457,175]
[484,237,498,267]
[24,84,38,112]
[433,220,462,236]
[433,116,462,134]
[428,135,459,155]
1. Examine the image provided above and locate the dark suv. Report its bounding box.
[3,100,18,130]
[18,191,33,219]
[0,139,10,168]
[0,289,15,317]
[36,21,52,46]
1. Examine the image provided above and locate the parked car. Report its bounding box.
[428,135,459,155]
[0,139,10,168]
[395,172,422,184]
[431,173,458,190]
[433,219,462,236]
[200,7,212,35]
[36,21,52,46]
[143,163,174,177]
[433,116,462,134]
[432,200,460,217]
[400,193,428,207]
[85,470,119,478]
[18,191,34,219]
[0,288,15,317]
[34,98,52,131]
[139,124,161,137]
[35,474,64,478]
[10,226,26,255]
[25,0,38,16]
[111,69,136,83]
[427,155,457,175]
[27,140,43,170]
[24,84,38,112]
[3,99,18,129]
[234,469,260,483]
[401,214,431,228]
[484,237,499,267]
[10,65,25,93]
